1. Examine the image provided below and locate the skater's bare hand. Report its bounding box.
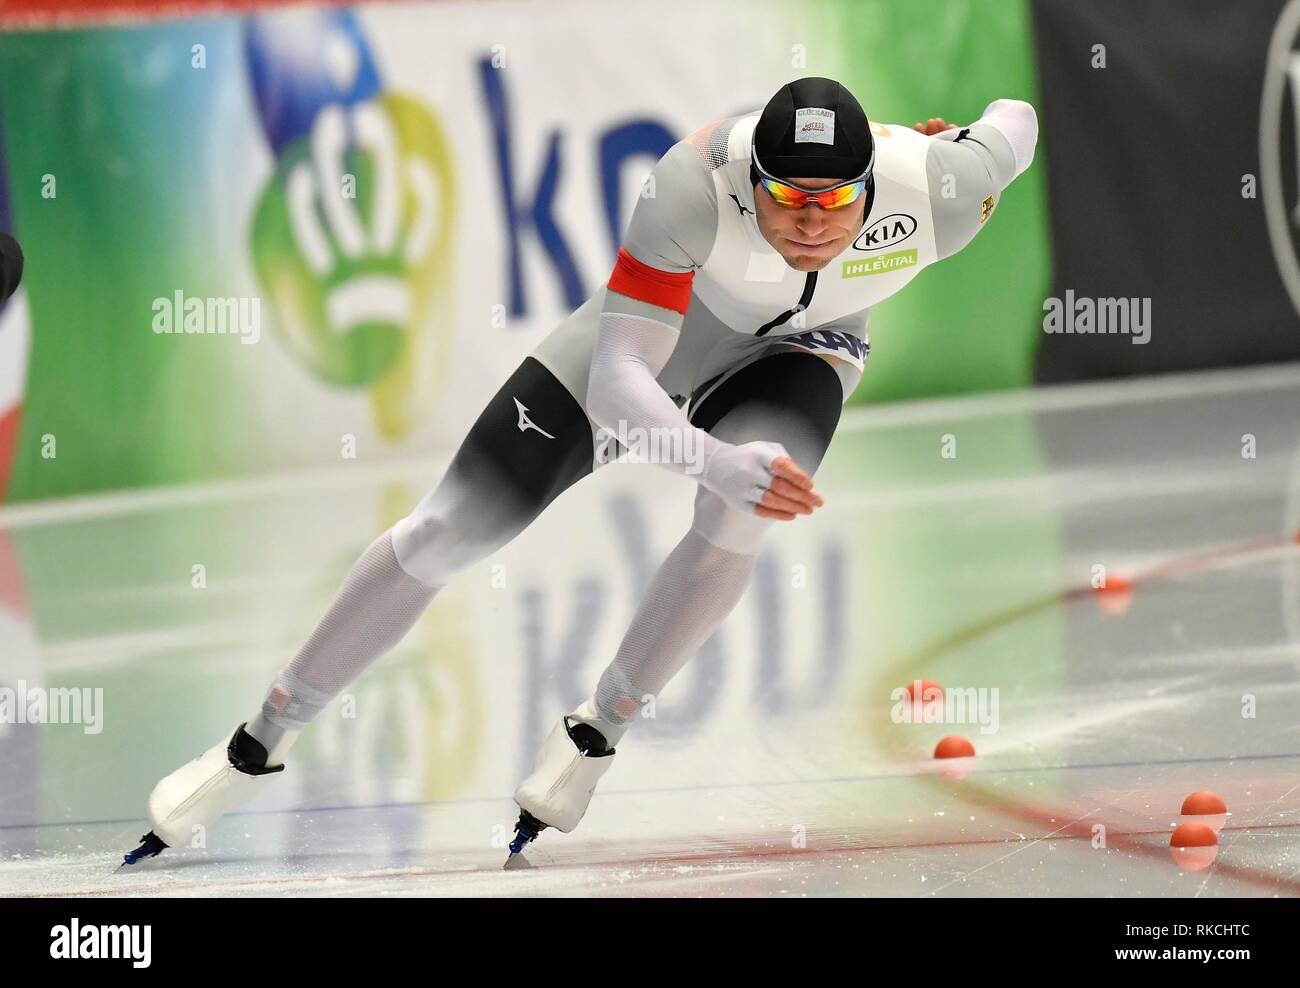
[913,117,956,136]
[755,456,824,521]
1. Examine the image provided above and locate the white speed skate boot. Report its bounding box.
[507,701,617,866]
[120,723,288,867]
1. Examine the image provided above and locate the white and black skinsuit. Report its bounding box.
[250,97,1039,759]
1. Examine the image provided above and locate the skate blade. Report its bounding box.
[503,851,534,871]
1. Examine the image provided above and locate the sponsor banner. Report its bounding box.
[0,2,783,501]
[1031,0,1300,382]
[0,0,1050,502]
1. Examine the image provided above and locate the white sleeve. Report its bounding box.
[974,99,1038,181]
[926,98,1039,259]
[586,311,725,480]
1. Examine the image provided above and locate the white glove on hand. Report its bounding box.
[700,440,789,514]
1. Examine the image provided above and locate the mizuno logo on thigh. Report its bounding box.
[513,397,555,439]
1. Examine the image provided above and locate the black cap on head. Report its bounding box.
[752,77,873,182]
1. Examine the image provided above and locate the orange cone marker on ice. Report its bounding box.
[1094,574,1133,615]
[932,735,974,780]
[934,736,974,758]
[1169,822,1218,871]
[1180,790,1228,833]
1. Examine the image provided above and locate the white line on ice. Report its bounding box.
[4,363,1299,530]
[838,360,1300,430]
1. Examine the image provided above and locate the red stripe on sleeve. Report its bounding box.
[606,248,694,315]
[0,404,20,505]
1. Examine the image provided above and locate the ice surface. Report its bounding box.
[2,365,1298,897]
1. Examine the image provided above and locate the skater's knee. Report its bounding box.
[392,466,530,585]
[690,487,773,555]
[390,499,482,586]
